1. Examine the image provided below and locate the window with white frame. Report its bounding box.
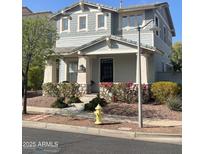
[61,17,70,32]
[78,15,87,31]
[122,16,128,28]
[97,14,106,29]
[155,16,159,36]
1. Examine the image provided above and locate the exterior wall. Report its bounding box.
[91,54,136,84]
[56,5,112,47]
[117,9,154,46]
[156,72,182,84]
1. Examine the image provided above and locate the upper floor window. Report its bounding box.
[155,16,159,36]
[129,15,135,28]
[61,17,70,32]
[96,13,107,30]
[78,15,87,31]
[136,14,143,26]
[121,14,144,30]
[163,26,166,42]
[122,16,128,28]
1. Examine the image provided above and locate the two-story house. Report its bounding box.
[43,1,175,94]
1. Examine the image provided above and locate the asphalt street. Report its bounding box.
[22,127,182,154]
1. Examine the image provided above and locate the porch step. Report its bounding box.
[80,93,98,103]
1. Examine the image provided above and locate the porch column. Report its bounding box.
[44,58,57,83]
[141,54,150,84]
[136,54,149,84]
[59,58,67,82]
[77,56,91,94]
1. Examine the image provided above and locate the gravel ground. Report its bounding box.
[23,114,181,134]
[27,96,56,108]
[26,96,181,121]
[103,103,182,121]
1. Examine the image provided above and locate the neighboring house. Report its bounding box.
[22,6,53,18]
[43,1,175,94]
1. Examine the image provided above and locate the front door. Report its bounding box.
[100,58,113,82]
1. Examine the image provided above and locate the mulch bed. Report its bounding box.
[23,114,181,134]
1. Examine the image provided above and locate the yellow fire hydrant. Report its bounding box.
[94,104,103,125]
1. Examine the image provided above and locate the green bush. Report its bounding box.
[151,81,180,104]
[28,66,44,90]
[42,82,81,98]
[51,97,68,108]
[166,96,182,112]
[67,96,82,104]
[84,94,107,112]
[42,82,60,97]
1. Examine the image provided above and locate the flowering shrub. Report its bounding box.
[99,82,150,104]
[42,82,81,99]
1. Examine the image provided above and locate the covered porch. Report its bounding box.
[44,35,160,94]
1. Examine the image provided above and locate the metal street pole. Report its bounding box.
[137,26,143,128]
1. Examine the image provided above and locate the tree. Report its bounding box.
[170,42,182,72]
[22,17,58,114]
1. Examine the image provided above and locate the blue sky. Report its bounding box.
[22,0,181,42]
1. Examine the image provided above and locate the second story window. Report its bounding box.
[122,16,128,28]
[155,16,159,36]
[136,14,143,26]
[96,13,107,30]
[61,17,70,32]
[129,15,135,28]
[163,26,166,42]
[78,15,87,31]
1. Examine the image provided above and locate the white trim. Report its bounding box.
[95,12,107,31]
[77,14,88,32]
[98,57,115,82]
[60,17,70,33]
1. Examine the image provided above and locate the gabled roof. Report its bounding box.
[52,1,117,19]
[55,35,163,55]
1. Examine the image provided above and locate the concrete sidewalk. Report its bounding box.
[22,120,182,145]
[27,106,182,127]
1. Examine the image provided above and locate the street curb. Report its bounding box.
[22,120,182,144]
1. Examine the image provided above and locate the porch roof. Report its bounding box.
[54,35,164,56]
[72,35,164,55]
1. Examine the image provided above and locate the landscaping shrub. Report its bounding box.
[84,94,107,112]
[150,81,180,104]
[51,97,68,108]
[28,66,44,90]
[42,82,60,97]
[67,96,82,104]
[99,82,150,103]
[166,96,182,112]
[42,82,81,98]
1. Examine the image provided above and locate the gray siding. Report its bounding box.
[118,9,155,46]
[56,5,112,47]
